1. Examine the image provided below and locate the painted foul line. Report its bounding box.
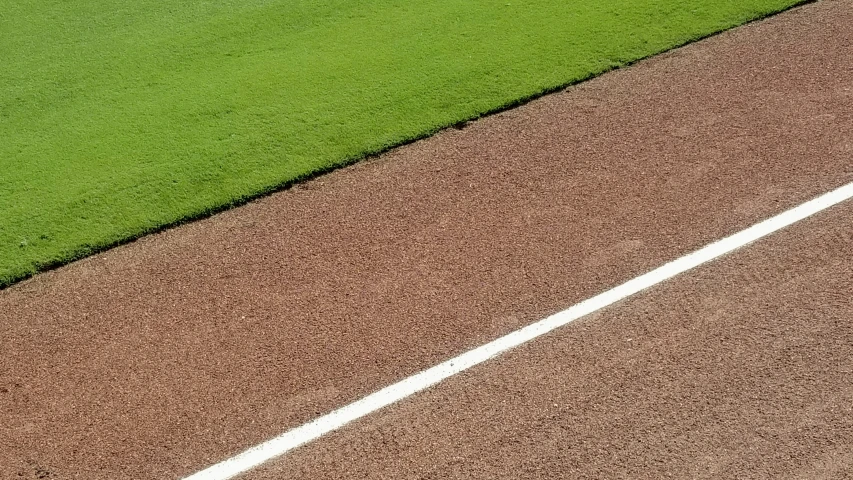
[184,181,853,480]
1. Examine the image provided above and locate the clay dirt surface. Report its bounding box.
[1,1,852,479]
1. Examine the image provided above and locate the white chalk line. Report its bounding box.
[183,181,853,480]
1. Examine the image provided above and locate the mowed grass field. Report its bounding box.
[0,0,804,287]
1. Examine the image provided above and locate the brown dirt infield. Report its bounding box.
[1,0,851,478]
[249,195,853,480]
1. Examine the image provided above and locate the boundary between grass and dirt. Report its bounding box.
[0,0,816,290]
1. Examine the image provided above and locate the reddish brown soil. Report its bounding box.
[251,197,853,480]
[1,1,851,478]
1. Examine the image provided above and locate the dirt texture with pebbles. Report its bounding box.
[248,197,853,480]
[1,1,852,478]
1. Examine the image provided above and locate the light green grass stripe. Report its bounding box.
[0,0,806,288]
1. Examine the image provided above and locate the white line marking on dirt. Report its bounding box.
[183,181,853,480]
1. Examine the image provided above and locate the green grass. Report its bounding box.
[1,0,805,288]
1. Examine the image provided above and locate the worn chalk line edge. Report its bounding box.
[183,181,853,480]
